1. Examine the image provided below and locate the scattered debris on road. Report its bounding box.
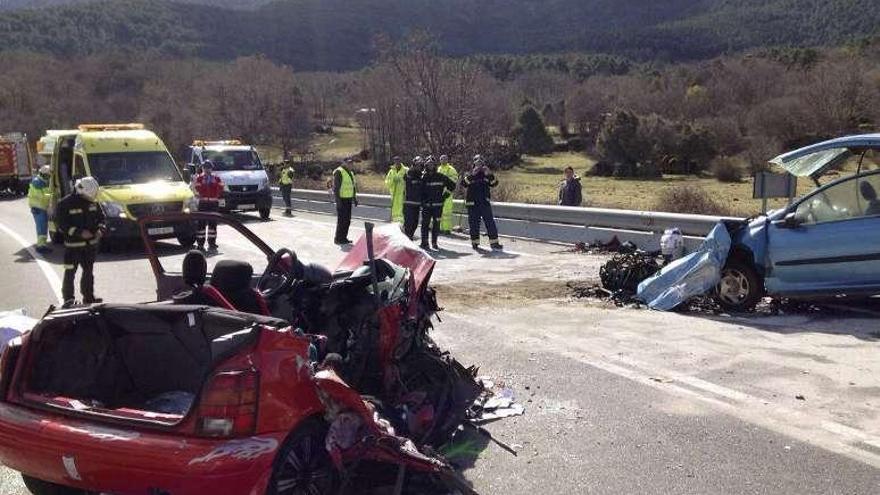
[600,252,662,295]
[567,237,642,255]
[636,223,731,311]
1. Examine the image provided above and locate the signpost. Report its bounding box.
[753,171,797,214]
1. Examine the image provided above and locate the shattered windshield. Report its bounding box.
[772,147,850,178]
[202,149,263,171]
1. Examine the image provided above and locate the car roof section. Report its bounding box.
[771,133,880,178]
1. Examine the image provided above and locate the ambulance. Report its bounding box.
[43,124,197,246]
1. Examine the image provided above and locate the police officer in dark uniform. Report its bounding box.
[56,176,106,307]
[402,156,425,240]
[462,155,503,251]
[420,156,456,250]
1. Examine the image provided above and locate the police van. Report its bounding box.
[43,124,197,247]
[185,140,272,220]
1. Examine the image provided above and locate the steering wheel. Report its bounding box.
[257,248,298,299]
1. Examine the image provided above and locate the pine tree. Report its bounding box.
[515,107,554,155]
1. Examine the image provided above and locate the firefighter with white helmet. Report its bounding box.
[55,176,106,307]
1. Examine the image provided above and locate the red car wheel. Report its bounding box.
[267,420,338,495]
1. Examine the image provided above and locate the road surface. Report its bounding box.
[0,196,878,494]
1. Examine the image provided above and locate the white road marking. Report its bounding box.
[450,315,880,470]
[0,220,63,304]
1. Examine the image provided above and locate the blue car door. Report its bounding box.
[766,171,880,296]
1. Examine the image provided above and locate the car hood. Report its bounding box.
[215,170,268,186]
[770,134,880,179]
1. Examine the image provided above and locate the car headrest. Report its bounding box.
[292,260,333,285]
[211,260,254,293]
[860,180,877,201]
[182,250,207,287]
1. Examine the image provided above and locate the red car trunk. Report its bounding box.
[7,305,282,429]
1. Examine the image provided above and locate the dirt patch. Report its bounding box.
[435,278,591,310]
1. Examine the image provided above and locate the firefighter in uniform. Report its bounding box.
[28,165,53,254]
[384,156,408,224]
[437,155,459,233]
[333,158,358,245]
[420,156,457,250]
[402,156,425,240]
[462,155,503,251]
[193,161,224,251]
[279,161,295,216]
[56,177,105,307]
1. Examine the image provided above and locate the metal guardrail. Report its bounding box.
[280,188,742,237]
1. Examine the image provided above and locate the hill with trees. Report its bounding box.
[0,0,878,70]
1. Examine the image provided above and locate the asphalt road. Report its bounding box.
[0,196,878,494]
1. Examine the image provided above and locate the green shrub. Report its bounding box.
[653,185,731,215]
[711,157,744,183]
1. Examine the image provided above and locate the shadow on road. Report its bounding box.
[695,299,880,342]
[12,247,38,264]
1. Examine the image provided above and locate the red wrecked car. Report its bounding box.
[0,213,482,494]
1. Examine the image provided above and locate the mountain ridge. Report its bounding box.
[0,0,877,71]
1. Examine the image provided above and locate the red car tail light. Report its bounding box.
[197,369,259,438]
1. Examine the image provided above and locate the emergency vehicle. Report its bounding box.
[42,124,197,246]
[185,140,273,220]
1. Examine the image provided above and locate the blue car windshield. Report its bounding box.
[202,150,263,171]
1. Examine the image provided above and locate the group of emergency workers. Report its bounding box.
[23,148,507,307]
[385,154,503,251]
[28,169,105,307]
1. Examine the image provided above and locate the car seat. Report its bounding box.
[211,260,271,316]
[860,181,880,216]
[172,250,236,311]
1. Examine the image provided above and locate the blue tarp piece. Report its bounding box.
[637,223,731,311]
[0,309,36,355]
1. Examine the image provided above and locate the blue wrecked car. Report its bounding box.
[717,134,880,311]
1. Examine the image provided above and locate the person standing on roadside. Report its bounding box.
[558,166,583,207]
[462,155,503,251]
[420,156,457,250]
[437,154,459,233]
[402,156,425,240]
[279,160,295,216]
[333,158,358,245]
[385,156,408,224]
[56,176,105,308]
[193,161,224,252]
[28,165,53,254]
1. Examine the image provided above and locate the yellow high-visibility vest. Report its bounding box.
[335,167,356,198]
[279,167,294,186]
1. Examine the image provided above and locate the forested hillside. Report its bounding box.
[0,0,878,70]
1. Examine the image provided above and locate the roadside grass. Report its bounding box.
[285,132,818,216]
[257,126,364,164]
[311,126,363,160]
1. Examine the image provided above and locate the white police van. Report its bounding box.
[185,140,272,220]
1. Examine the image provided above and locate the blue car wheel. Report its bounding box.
[715,259,763,312]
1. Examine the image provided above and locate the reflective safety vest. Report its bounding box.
[335,167,356,199]
[279,167,294,186]
[28,176,51,210]
[438,163,458,183]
